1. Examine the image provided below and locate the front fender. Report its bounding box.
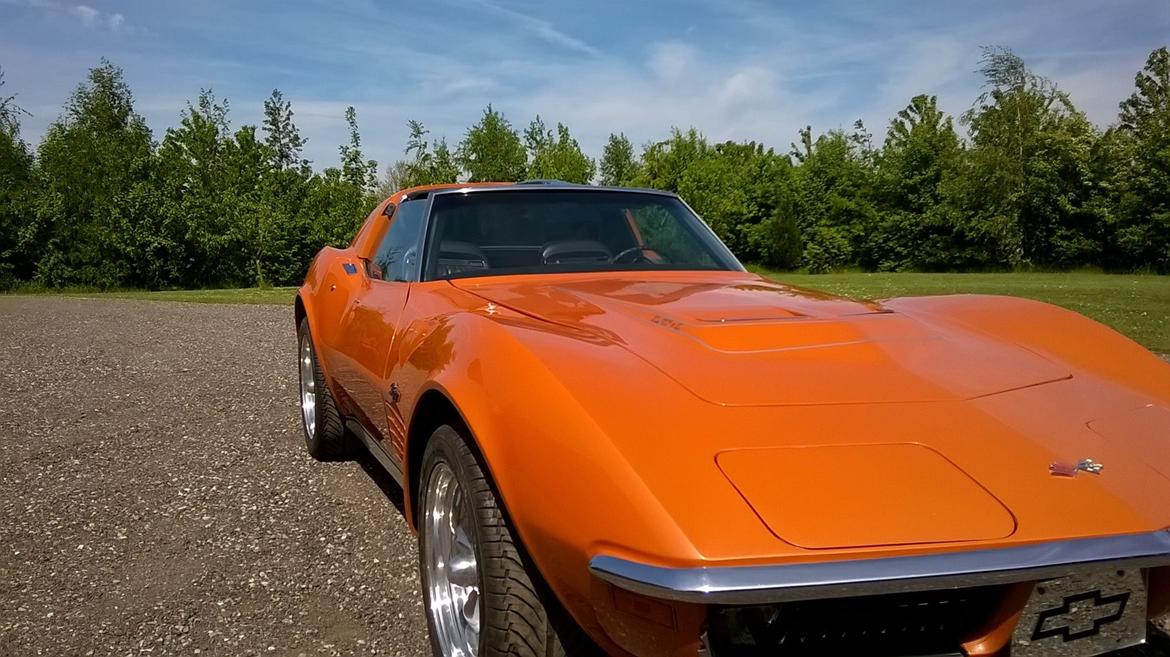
[885,294,1170,403]
[396,307,703,655]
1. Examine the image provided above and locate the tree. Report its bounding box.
[959,47,1104,268]
[401,119,460,187]
[0,68,35,288]
[627,129,796,266]
[156,89,239,285]
[458,105,526,182]
[636,128,711,192]
[790,123,879,272]
[1107,47,1170,271]
[429,139,460,184]
[600,133,638,186]
[262,89,307,171]
[523,119,595,183]
[378,160,413,197]
[0,67,32,137]
[34,59,155,287]
[522,115,552,161]
[340,106,377,192]
[869,95,966,270]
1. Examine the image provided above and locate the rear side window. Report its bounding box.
[371,200,427,282]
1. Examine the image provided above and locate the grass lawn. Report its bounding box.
[59,286,298,306]
[753,269,1170,354]
[18,272,1169,353]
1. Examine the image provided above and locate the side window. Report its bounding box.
[371,200,427,282]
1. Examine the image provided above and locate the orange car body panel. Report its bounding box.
[299,184,1170,657]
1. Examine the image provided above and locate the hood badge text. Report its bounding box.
[1049,459,1104,477]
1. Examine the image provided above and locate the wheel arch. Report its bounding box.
[405,385,479,531]
[294,293,307,332]
[294,289,352,414]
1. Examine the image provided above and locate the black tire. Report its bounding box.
[296,317,347,460]
[419,425,599,657]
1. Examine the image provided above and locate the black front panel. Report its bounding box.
[707,585,1008,657]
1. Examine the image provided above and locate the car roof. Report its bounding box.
[394,180,678,202]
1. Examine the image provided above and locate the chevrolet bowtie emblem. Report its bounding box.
[1050,459,1104,477]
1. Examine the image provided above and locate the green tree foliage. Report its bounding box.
[523,117,596,183]
[959,47,1103,268]
[600,133,638,186]
[262,89,308,172]
[33,59,155,287]
[1107,47,1170,271]
[400,120,460,188]
[789,122,879,273]
[0,67,35,287]
[377,160,413,197]
[631,129,799,267]
[459,105,526,182]
[340,106,378,192]
[869,95,966,270]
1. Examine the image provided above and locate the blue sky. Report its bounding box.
[1,0,1167,171]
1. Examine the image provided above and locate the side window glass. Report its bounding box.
[372,200,426,282]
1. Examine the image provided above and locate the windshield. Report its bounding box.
[421,190,742,280]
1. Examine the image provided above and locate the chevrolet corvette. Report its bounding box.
[295,181,1170,657]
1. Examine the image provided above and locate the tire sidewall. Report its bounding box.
[419,426,490,657]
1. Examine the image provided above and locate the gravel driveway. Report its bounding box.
[0,297,428,657]
[0,296,1167,657]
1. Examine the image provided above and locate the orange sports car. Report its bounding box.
[295,181,1170,657]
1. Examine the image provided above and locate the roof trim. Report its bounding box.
[427,184,680,199]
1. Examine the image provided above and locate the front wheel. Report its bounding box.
[296,318,347,459]
[418,425,598,657]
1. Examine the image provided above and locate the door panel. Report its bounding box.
[330,197,428,452]
[312,254,362,398]
[334,281,409,442]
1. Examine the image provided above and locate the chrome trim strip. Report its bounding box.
[346,418,404,486]
[589,530,1170,604]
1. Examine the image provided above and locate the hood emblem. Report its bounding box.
[1050,459,1104,477]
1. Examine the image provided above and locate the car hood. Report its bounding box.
[445,272,1170,556]
[452,272,1070,406]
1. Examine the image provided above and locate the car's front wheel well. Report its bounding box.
[294,294,306,331]
[407,389,471,529]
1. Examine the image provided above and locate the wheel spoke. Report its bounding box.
[298,335,317,435]
[424,462,481,657]
[463,589,480,632]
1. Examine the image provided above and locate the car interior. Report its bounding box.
[432,206,656,277]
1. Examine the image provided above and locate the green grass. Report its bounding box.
[54,286,298,305]
[12,272,1169,353]
[752,268,1170,354]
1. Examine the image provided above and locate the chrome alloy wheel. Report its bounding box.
[424,462,482,657]
[298,333,316,436]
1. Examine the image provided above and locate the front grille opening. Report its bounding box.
[707,585,1009,657]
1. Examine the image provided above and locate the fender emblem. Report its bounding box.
[1049,459,1104,477]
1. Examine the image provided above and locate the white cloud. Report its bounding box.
[648,42,697,82]
[68,4,98,26]
[9,0,130,30]
[463,0,600,57]
[502,41,840,158]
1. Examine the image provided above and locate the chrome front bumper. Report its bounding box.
[589,529,1170,605]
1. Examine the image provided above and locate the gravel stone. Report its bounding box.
[0,296,1166,657]
[0,297,428,657]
